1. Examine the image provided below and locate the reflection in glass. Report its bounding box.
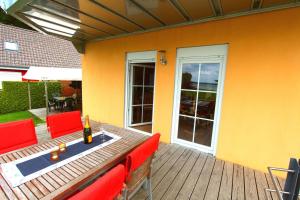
[144,68,155,85]
[199,63,220,91]
[132,87,143,105]
[143,106,153,122]
[133,67,143,85]
[197,92,216,119]
[194,119,213,146]
[180,91,196,116]
[178,116,194,142]
[181,63,199,90]
[132,106,142,124]
[144,87,154,104]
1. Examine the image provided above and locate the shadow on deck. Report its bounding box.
[132,143,284,200]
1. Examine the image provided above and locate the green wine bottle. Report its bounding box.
[83,115,92,144]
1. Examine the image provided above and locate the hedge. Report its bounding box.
[0,81,61,114]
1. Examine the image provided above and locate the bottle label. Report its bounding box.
[88,135,92,143]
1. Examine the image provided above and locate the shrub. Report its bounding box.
[0,81,61,114]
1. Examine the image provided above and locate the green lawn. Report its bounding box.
[0,111,45,126]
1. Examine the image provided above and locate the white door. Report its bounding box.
[128,63,155,131]
[125,51,156,135]
[172,45,227,154]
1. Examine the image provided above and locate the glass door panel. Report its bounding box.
[178,116,194,142]
[129,63,155,133]
[177,62,220,148]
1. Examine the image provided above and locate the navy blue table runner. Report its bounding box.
[16,134,113,176]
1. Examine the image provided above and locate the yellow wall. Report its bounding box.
[82,7,300,173]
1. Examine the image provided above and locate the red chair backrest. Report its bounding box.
[69,164,125,200]
[0,119,37,154]
[125,133,160,180]
[46,111,83,139]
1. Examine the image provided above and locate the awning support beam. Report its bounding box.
[169,0,191,21]
[89,0,146,30]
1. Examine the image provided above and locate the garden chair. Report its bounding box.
[46,111,83,139]
[124,133,160,200]
[69,164,126,200]
[265,158,300,200]
[48,98,56,112]
[0,119,37,154]
[63,97,75,111]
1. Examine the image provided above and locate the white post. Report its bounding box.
[27,81,31,110]
[44,81,49,115]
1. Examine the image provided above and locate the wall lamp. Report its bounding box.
[158,50,167,65]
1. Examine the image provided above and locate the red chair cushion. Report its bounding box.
[125,133,160,180]
[0,119,37,154]
[69,164,125,200]
[46,111,83,139]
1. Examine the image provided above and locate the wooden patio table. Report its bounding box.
[0,122,148,200]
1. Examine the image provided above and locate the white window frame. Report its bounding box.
[171,44,228,155]
[4,42,18,51]
[124,51,157,136]
[129,64,155,126]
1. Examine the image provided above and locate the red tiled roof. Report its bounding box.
[0,23,81,69]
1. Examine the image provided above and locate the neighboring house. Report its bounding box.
[3,1,300,175]
[0,23,81,93]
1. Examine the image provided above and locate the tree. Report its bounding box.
[0,7,33,30]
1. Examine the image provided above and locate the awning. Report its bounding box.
[2,0,300,53]
[23,66,82,81]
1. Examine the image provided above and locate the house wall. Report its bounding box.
[82,7,300,173]
[60,81,76,96]
[0,69,27,81]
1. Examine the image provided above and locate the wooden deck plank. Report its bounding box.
[255,171,270,200]
[190,156,216,200]
[176,152,208,200]
[265,173,280,200]
[151,147,186,189]
[0,126,287,200]
[204,159,224,200]
[162,151,200,200]
[132,146,186,200]
[218,161,233,200]
[232,164,245,200]
[152,145,180,175]
[152,149,192,199]
[244,167,259,200]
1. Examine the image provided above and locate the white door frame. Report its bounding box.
[171,45,228,155]
[124,51,157,136]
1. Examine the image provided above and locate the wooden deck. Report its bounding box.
[132,143,285,200]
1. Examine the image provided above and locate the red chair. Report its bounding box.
[69,164,126,200]
[0,119,37,154]
[124,133,160,200]
[46,111,83,139]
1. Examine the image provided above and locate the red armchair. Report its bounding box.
[69,164,126,200]
[46,111,83,139]
[0,119,37,154]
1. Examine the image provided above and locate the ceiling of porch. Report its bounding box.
[5,0,300,52]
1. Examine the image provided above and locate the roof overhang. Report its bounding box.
[23,66,82,81]
[0,65,29,71]
[2,0,300,54]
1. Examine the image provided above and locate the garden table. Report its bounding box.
[0,122,147,200]
[53,96,71,111]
